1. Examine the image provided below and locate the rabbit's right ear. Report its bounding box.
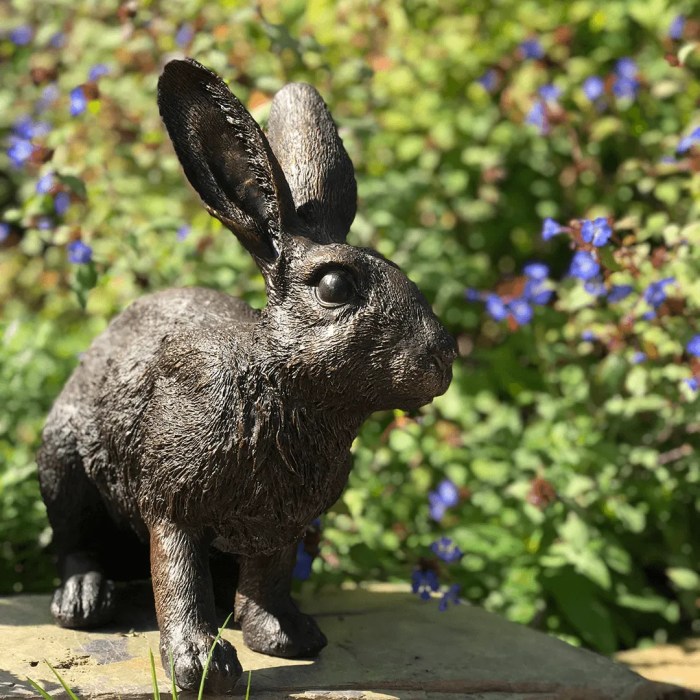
[158,59,297,264]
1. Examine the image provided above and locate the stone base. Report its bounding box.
[0,583,695,699]
[618,640,700,694]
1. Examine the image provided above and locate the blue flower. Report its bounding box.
[687,335,700,357]
[520,38,543,60]
[88,64,110,81]
[669,15,685,40]
[67,240,93,264]
[541,217,561,240]
[10,26,32,46]
[176,224,191,241]
[525,101,548,134]
[411,568,440,601]
[677,127,700,154]
[0,223,10,242]
[584,278,607,297]
[436,479,459,507]
[643,277,675,308]
[430,537,463,564]
[612,59,639,100]
[508,299,533,325]
[581,330,596,341]
[438,584,461,612]
[37,84,60,112]
[613,77,639,99]
[175,23,194,47]
[14,116,50,140]
[477,69,498,92]
[523,262,549,281]
[539,84,561,102]
[608,284,633,302]
[428,478,459,520]
[464,287,482,302]
[486,294,508,321]
[569,251,600,280]
[524,280,553,306]
[428,492,447,521]
[685,377,699,392]
[7,138,33,168]
[36,216,53,230]
[36,173,54,194]
[583,76,604,101]
[616,58,638,80]
[632,351,647,364]
[14,116,36,140]
[581,217,612,246]
[640,310,656,321]
[292,541,313,581]
[70,86,88,116]
[49,32,65,48]
[54,192,71,215]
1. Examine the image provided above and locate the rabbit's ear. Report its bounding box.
[158,59,297,263]
[266,83,356,244]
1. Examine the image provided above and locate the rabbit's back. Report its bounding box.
[40,287,258,531]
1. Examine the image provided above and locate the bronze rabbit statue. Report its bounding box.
[37,58,456,692]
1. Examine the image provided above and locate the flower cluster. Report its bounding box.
[412,538,462,612]
[430,536,463,563]
[292,518,322,582]
[411,565,440,600]
[428,478,460,520]
[466,262,553,327]
[1,29,114,264]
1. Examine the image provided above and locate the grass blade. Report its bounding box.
[46,660,81,700]
[197,612,233,700]
[149,648,161,700]
[244,669,252,700]
[169,649,178,700]
[25,678,53,700]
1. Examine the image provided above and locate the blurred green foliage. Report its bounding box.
[1,0,699,653]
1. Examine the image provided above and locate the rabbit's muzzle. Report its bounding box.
[391,326,457,409]
[426,330,458,392]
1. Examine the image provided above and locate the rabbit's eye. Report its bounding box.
[315,270,355,307]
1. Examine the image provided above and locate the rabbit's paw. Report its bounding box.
[240,604,327,658]
[162,635,242,693]
[51,572,116,628]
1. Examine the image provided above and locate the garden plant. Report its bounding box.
[1,0,699,657]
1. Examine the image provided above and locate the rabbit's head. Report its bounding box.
[158,59,455,412]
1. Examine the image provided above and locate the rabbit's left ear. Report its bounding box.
[266,83,356,244]
[158,58,297,264]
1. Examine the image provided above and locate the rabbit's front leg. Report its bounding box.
[234,543,327,657]
[149,520,242,692]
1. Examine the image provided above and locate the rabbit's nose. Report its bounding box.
[429,331,458,371]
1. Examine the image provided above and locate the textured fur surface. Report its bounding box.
[37,58,456,693]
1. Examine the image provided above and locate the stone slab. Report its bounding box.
[617,639,700,692]
[0,584,695,699]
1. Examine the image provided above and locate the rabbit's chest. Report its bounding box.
[213,451,353,556]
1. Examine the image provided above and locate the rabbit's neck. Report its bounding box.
[245,361,368,469]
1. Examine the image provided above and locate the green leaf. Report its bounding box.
[245,670,252,700]
[543,571,617,653]
[198,612,233,700]
[149,648,161,700]
[667,567,700,591]
[46,661,81,700]
[25,678,53,700]
[58,175,88,199]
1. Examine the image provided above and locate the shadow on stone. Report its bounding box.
[0,585,696,700]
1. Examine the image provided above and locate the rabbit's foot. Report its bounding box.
[161,634,242,693]
[238,601,327,658]
[51,571,116,628]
